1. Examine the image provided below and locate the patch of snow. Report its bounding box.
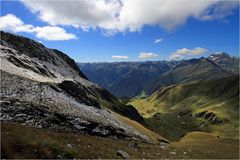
[215,52,224,55]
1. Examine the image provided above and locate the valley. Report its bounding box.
[78,47,239,158]
[129,76,239,141]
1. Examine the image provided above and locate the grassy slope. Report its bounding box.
[129,76,239,141]
[169,131,239,159]
[1,123,239,159]
[0,123,172,159]
[115,113,169,144]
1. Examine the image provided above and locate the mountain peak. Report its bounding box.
[207,52,239,74]
[208,52,231,59]
[214,52,229,55]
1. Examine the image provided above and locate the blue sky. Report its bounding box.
[1,0,239,62]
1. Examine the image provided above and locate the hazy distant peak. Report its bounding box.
[208,52,231,59]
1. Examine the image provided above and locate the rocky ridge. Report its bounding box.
[0,31,163,143]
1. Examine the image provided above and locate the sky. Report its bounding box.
[0,0,239,62]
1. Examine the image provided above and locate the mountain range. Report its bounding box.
[78,61,173,97]
[78,54,239,97]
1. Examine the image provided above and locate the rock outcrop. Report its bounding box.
[195,110,223,126]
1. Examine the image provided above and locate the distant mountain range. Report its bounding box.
[0,31,165,143]
[78,61,175,98]
[78,53,239,98]
[144,57,235,94]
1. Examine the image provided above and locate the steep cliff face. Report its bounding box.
[0,31,164,143]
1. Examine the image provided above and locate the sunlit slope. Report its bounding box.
[4,123,238,159]
[169,131,239,159]
[129,76,239,140]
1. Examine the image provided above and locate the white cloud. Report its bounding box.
[198,1,239,20]
[0,14,77,41]
[170,54,183,60]
[139,52,158,59]
[170,47,208,60]
[21,0,120,29]
[154,38,162,44]
[112,55,129,59]
[0,14,34,33]
[34,26,77,40]
[21,0,238,34]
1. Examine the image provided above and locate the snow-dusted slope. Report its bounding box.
[0,31,165,143]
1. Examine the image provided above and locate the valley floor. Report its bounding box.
[1,122,239,159]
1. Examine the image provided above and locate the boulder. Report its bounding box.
[117,150,131,159]
[128,142,139,149]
